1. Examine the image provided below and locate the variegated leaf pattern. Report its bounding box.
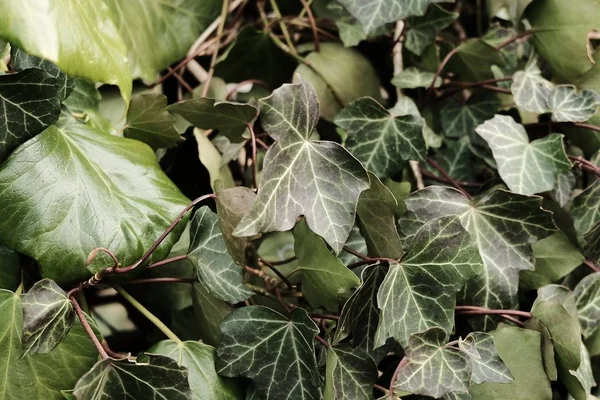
[570,180,600,244]
[324,345,378,400]
[511,58,553,113]
[391,67,442,89]
[188,206,253,303]
[549,86,600,122]
[216,306,321,400]
[475,115,571,195]
[404,5,458,55]
[552,171,577,207]
[375,216,483,347]
[440,92,499,141]
[401,186,555,329]
[21,279,74,356]
[584,221,600,264]
[573,272,600,338]
[460,332,513,384]
[234,79,370,254]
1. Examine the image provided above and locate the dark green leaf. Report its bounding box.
[446,39,504,81]
[525,317,558,381]
[553,171,577,207]
[559,342,596,400]
[405,5,458,56]
[573,272,600,338]
[570,181,600,244]
[234,79,370,254]
[324,345,378,400]
[426,137,474,183]
[73,354,190,400]
[584,221,600,264]
[216,306,321,400]
[124,93,182,149]
[460,332,513,384]
[0,245,20,291]
[440,92,500,141]
[192,282,231,347]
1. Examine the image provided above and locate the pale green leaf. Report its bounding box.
[194,129,235,189]
[549,86,600,122]
[511,57,553,114]
[234,79,370,254]
[294,219,360,311]
[552,171,577,207]
[460,332,513,384]
[335,97,425,178]
[188,206,253,304]
[124,93,182,149]
[148,340,242,400]
[476,115,571,195]
[391,67,442,89]
[324,3,368,47]
[73,354,190,399]
[375,216,483,347]
[440,92,499,140]
[404,5,458,56]
[324,345,378,400]
[570,181,600,244]
[216,306,321,400]
[392,327,471,398]
[21,279,74,356]
[525,317,558,381]
[574,272,600,338]
[534,284,579,319]
[0,0,131,102]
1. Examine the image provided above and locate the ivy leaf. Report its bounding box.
[460,332,513,384]
[426,137,474,182]
[375,216,483,347]
[148,340,242,400]
[391,67,442,89]
[124,94,182,150]
[324,345,378,400]
[0,113,189,285]
[553,171,577,207]
[440,92,499,141]
[570,181,600,244]
[335,97,426,179]
[511,57,553,114]
[0,69,61,162]
[356,173,403,259]
[392,327,471,398]
[216,306,321,400]
[548,86,600,122]
[404,5,458,56]
[401,187,555,329]
[234,79,370,254]
[470,325,552,400]
[73,354,190,399]
[294,219,360,311]
[583,221,600,264]
[475,115,571,195]
[188,206,253,304]
[337,0,455,34]
[324,3,369,47]
[104,0,220,82]
[167,98,258,143]
[10,47,73,101]
[0,245,20,291]
[0,289,99,399]
[446,39,504,81]
[21,279,74,356]
[0,0,131,102]
[333,263,387,354]
[191,283,231,347]
[573,272,600,338]
[560,342,597,400]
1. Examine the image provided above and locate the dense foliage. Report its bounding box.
[0,0,599,399]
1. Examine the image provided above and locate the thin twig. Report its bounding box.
[299,0,319,52]
[426,47,459,102]
[455,305,532,319]
[569,155,600,179]
[226,79,269,100]
[269,0,297,54]
[260,258,293,289]
[572,122,600,133]
[499,314,525,327]
[495,29,535,50]
[102,341,132,360]
[262,256,297,266]
[393,20,406,98]
[315,335,329,348]
[71,295,108,359]
[167,67,194,93]
[426,158,472,199]
[120,278,196,285]
[584,259,600,273]
[201,0,230,98]
[145,254,189,271]
[310,314,339,321]
[373,384,389,395]
[246,122,259,189]
[480,84,512,94]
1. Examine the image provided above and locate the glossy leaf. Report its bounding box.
[446,39,504,81]
[192,283,231,347]
[391,67,442,89]
[21,279,74,356]
[573,272,600,338]
[475,115,571,195]
[511,57,553,114]
[216,306,321,400]
[324,345,378,400]
[404,5,458,56]
[375,216,483,347]
[335,97,426,179]
[73,354,190,400]
[426,137,474,182]
[234,79,370,254]
[124,93,181,149]
[188,206,253,304]
[548,86,600,122]
[460,332,513,384]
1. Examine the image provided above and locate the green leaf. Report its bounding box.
[559,341,597,400]
[0,114,189,285]
[584,221,600,264]
[73,354,190,399]
[525,317,558,381]
[188,206,252,304]
[404,5,458,56]
[0,0,131,103]
[475,115,571,195]
[294,43,382,121]
[124,93,182,149]
[21,279,74,356]
[552,171,577,207]
[570,181,600,244]
[520,232,584,290]
[0,245,20,291]
[0,289,99,399]
[216,306,321,400]
[335,97,426,178]
[548,86,600,122]
[0,69,61,162]
[426,137,474,182]
[194,129,236,189]
[460,332,513,384]
[234,79,370,254]
[470,325,552,400]
[375,216,482,347]
[148,340,242,400]
[446,39,504,81]
[574,272,600,338]
[324,345,378,400]
[324,2,369,47]
[401,187,555,328]
[10,47,73,101]
[333,263,387,354]
[167,98,258,143]
[392,327,471,398]
[440,92,500,141]
[337,0,455,34]
[294,219,360,311]
[104,0,220,82]
[534,284,579,319]
[511,57,553,114]
[215,26,296,88]
[192,282,231,347]
[391,67,442,89]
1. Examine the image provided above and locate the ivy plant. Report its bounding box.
[0,0,599,399]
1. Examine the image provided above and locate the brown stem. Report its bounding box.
[569,155,600,179]
[573,122,600,133]
[246,122,259,190]
[167,67,193,93]
[315,335,329,348]
[260,258,293,289]
[102,341,131,360]
[145,254,189,271]
[262,256,297,266]
[389,357,408,396]
[499,314,525,327]
[495,29,535,50]
[71,295,108,359]
[299,0,319,52]
[421,170,484,188]
[426,158,472,199]
[119,278,196,285]
[310,313,339,321]
[373,384,389,395]
[426,47,459,102]
[86,247,119,269]
[584,259,600,273]
[480,84,512,94]
[455,305,532,319]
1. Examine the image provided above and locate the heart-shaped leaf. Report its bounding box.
[404,5,458,56]
[124,93,182,149]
